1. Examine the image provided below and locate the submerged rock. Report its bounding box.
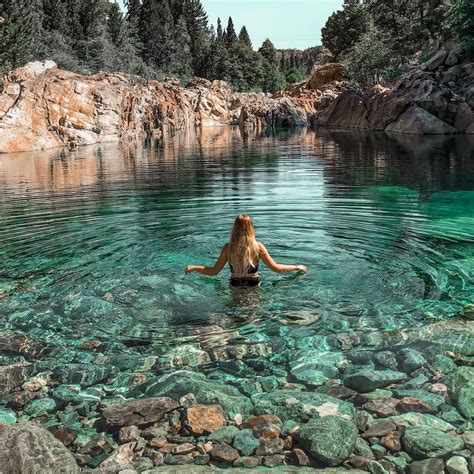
[343,369,407,392]
[0,423,80,473]
[130,370,252,416]
[402,426,464,459]
[0,363,31,396]
[442,366,474,420]
[102,397,179,430]
[232,429,260,456]
[296,415,358,466]
[185,404,226,434]
[209,443,239,463]
[208,425,240,444]
[252,389,355,422]
[407,458,445,474]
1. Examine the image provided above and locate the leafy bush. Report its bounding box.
[343,22,394,89]
[445,0,474,54]
[321,3,370,59]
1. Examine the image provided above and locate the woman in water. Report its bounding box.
[185,214,308,287]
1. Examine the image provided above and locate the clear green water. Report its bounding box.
[0,128,473,373]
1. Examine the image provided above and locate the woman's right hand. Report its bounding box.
[185,265,193,275]
[296,265,308,273]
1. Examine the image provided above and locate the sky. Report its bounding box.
[202,0,343,49]
[118,0,344,50]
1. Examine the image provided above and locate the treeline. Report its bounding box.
[321,0,473,88]
[0,0,304,92]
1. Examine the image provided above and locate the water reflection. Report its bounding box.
[0,128,473,355]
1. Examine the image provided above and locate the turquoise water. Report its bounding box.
[0,128,473,374]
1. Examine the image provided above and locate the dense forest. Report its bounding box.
[0,0,472,92]
[322,0,473,88]
[0,0,293,92]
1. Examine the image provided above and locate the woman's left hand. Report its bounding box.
[185,265,193,274]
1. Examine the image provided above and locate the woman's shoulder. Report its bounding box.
[257,241,266,252]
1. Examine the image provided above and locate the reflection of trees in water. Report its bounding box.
[317,129,474,194]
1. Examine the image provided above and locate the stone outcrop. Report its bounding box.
[0,45,472,154]
[0,61,313,154]
[314,46,474,135]
[0,423,80,473]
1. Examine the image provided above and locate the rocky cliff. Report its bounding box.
[314,47,474,135]
[0,61,319,154]
[0,48,472,154]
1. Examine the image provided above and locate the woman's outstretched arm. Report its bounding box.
[259,242,308,274]
[185,244,228,276]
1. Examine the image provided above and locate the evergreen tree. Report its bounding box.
[238,26,252,49]
[445,0,474,54]
[169,15,193,76]
[140,0,175,70]
[321,2,369,59]
[225,17,238,47]
[108,2,126,47]
[258,39,278,66]
[344,21,394,88]
[216,17,223,38]
[285,66,304,83]
[0,0,43,76]
[170,0,210,74]
[261,60,286,92]
[42,0,68,36]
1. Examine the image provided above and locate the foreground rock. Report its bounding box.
[102,397,179,430]
[0,423,80,473]
[297,416,358,466]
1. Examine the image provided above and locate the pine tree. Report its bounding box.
[216,17,223,38]
[181,0,210,75]
[344,21,394,88]
[140,0,175,70]
[0,0,43,75]
[238,26,252,49]
[108,2,126,47]
[125,0,142,39]
[169,15,193,76]
[258,39,278,66]
[42,0,68,36]
[321,2,369,59]
[225,17,238,47]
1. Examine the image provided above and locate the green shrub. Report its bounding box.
[343,22,394,89]
[445,0,474,55]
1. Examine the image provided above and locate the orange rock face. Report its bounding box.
[309,63,345,90]
[186,404,226,435]
[0,61,318,154]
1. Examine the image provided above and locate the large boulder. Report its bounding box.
[402,426,464,459]
[309,63,345,90]
[296,416,358,466]
[385,106,458,134]
[130,370,252,416]
[0,423,80,473]
[441,366,474,420]
[316,90,370,129]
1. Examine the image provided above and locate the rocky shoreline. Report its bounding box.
[0,317,472,473]
[0,46,472,154]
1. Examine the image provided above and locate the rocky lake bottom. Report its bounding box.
[0,128,473,473]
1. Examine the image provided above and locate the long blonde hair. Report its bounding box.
[228,215,259,277]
